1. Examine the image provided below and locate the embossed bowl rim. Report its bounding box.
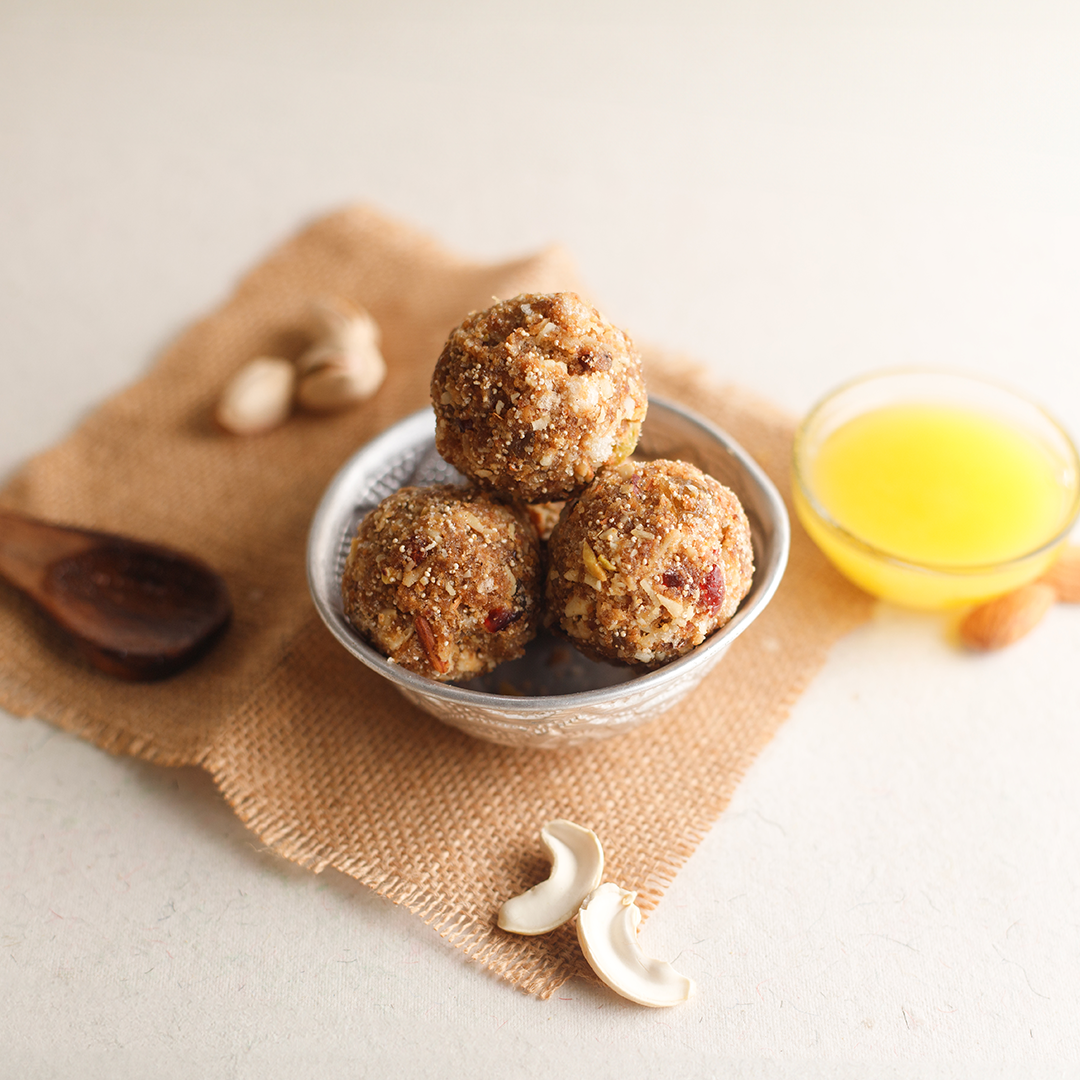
[307,398,790,728]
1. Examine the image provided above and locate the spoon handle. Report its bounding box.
[0,508,100,594]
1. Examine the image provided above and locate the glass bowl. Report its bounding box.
[792,370,1080,610]
[307,398,790,748]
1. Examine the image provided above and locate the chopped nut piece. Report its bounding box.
[581,541,608,583]
[462,511,495,539]
[525,501,565,541]
[564,595,590,618]
[413,614,448,673]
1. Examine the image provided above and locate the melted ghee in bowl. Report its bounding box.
[794,376,1080,609]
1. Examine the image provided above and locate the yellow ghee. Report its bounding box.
[795,403,1072,609]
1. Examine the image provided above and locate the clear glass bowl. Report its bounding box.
[792,370,1080,610]
[308,398,790,748]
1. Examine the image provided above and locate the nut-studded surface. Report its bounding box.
[341,485,542,681]
[431,292,647,503]
[545,459,754,668]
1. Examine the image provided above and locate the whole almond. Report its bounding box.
[959,582,1058,651]
[1040,544,1080,603]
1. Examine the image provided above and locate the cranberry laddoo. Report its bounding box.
[341,485,542,682]
[431,293,648,503]
[545,459,754,668]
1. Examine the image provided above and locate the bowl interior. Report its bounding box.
[308,398,789,704]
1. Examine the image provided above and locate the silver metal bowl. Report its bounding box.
[307,398,790,748]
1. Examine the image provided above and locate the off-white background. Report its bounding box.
[2,2,1079,1077]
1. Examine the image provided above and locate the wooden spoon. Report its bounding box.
[0,508,232,681]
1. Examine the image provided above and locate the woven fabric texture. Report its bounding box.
[0,206,871,997]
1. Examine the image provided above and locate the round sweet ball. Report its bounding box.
[431,292,648,503]
[544,459,755,668]
[341,485,542,682]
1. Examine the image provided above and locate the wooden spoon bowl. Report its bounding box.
[0,508,232,680]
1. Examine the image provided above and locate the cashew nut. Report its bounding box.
[576,883,695,1007]
[497,819,604,936]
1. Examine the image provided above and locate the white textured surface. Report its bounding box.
[2,2,1080,1075]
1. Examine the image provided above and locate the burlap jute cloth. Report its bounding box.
[0,205,871,997]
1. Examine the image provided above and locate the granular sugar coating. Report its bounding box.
[545,458,754,667]
[432,293,647,503]
[342,485,542,681]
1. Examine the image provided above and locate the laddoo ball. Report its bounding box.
[342,485,542,682]
[545,459,754,668]
[431,292,647,503]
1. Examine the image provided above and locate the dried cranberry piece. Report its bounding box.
[484,607,523,633]
[662,568,685,590]
[700,564,725,613]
